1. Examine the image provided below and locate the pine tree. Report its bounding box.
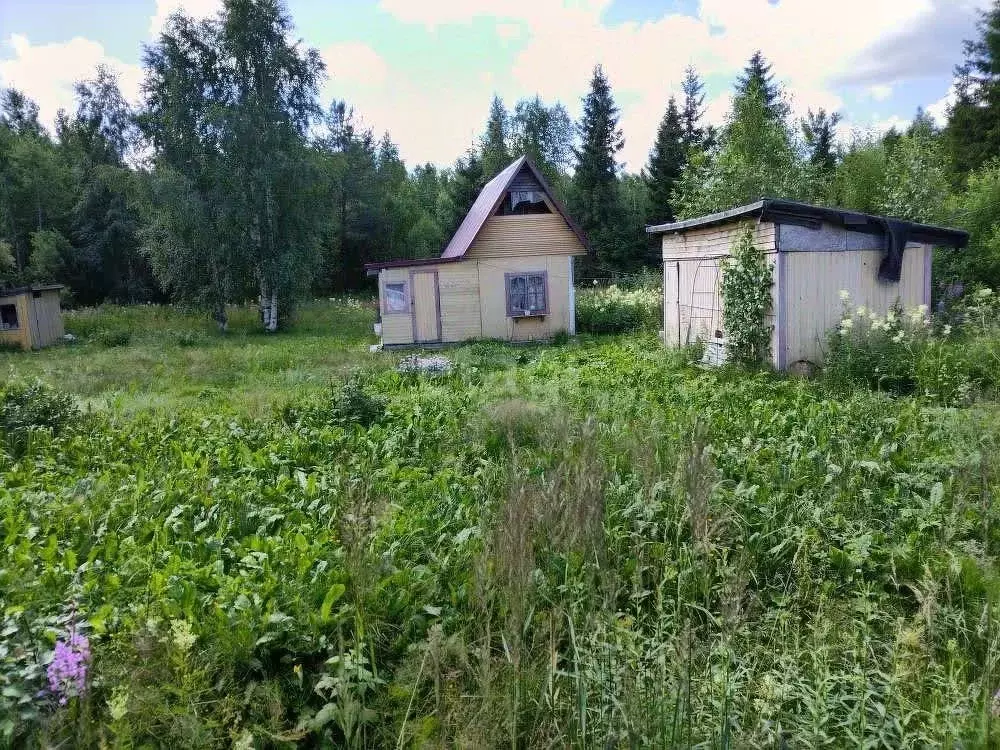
[571,64,626,268]
[645,97,685,225]
[735,51,787,120]
[946,1,1000,174]
[801,108,841,173]
[480,95,511,179]
[680,65,706,149]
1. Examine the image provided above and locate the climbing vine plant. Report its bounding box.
[721,224,774,366]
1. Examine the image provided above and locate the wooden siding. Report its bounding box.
[781,246,930,366]
[478,255,572,341]
[466,214,587,259]
[0,292,31,349]
[666,255,778,364]
[379,264,483,346]
[29,290,64,348]
[661,222,776,259]
[0,290,62,350]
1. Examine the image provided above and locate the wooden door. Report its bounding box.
[664,261,680,346]
[410,271,441,343]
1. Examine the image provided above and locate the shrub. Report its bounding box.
[576,284,661,334]
[94,328,131,348]
[720,224,773,366]
[1,379,79,456]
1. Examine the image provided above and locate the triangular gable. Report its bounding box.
[439,156,590,260]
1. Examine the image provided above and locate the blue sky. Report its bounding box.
[0,0,987,170]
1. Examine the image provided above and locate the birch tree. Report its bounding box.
[141,0,324,331]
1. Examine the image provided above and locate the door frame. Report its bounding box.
[409,269,442,343]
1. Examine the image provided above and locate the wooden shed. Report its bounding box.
[647,200,968,369]
[365,156,589,346]
[0,284,65,350]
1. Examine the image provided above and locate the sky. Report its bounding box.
[0,0,990,172]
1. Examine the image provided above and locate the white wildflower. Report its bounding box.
[170,619,197,655]
[976,287,993,298]
[856,306,867,318]
[886,309,897,324]
[917,304,929,315]
[942,324,952,337]
[840,317,854,330]
[839,289,851,302]
[892,331,905,344]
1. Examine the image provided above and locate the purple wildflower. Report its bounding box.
[47,630,90,705]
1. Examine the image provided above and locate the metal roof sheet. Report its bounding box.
[365,155,589,272]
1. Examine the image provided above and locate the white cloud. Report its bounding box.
[375,0,969,169]
[150,0,222,37]
[0,34,142,132]
[927,82,958,124]
[867,84,894,101]
[323,42,389,88]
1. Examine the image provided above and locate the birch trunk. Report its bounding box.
[213,302,228,333]
[259,279,278,332]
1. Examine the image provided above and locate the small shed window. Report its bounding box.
[505,272,548,317]
[1,304,19,330]
[384,282,408,313]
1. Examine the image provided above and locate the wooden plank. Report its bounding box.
[467,214,587,259]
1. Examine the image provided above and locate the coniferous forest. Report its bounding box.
[5,0,1000,328]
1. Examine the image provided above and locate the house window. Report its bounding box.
[384,282,408,313]
[498,190,550,215]
[505,272,548,317]
[0,304,19,331]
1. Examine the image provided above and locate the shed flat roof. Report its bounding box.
[646,198,969,248]
[0,283,64,296]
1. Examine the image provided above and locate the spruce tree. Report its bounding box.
[680,65,706,149]
[480,95,511,179]
[946,1,1000,174]
[645,97,685,225]
[571,64,626,268]
[735,51,787,120]
[801,108,841,173]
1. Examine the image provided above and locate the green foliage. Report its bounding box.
[945,2,1000,174]
[674,79,813,219]
[825,290,1000,404]
[942,159,1000,290]
[571,65,629,268]
[4,300,1000,747]
[720,225,773,365]
[1,378,79,456]
[644,97,686,225]
[575,283,661,334]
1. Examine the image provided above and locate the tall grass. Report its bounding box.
[2,300,1000,746]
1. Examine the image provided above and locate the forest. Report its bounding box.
[4,0,1000,330]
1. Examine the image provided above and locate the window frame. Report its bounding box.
[504,271,549,318]
[382,279,410,315]
[0,303,19,331]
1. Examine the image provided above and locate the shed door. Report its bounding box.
[411,271,441,343]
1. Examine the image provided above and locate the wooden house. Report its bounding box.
[0,285,65,350]
[647,200,968,369]
[365,156,589,346]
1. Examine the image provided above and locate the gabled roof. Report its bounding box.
[365,156,589,272]
[646,198,969,248]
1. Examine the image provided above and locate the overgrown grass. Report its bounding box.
[2,299,1000,747]
[0,298,379,414]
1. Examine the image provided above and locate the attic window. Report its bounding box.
[505,272,548,317]
[1,304,19,331]
[499,190,550,215]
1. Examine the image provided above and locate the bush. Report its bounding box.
[1,379,79,456]
[823,292,1000,405]
[576,284,661,334]
[94,328,131,348]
